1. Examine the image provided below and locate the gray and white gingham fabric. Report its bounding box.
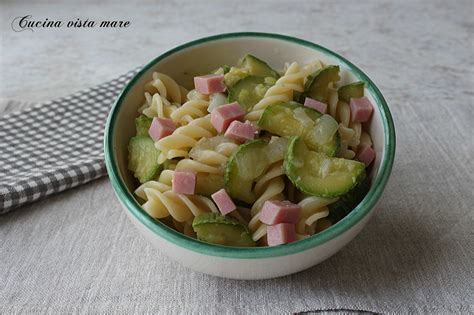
[0,69,139,213]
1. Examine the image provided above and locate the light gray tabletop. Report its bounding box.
[1,0,473,314]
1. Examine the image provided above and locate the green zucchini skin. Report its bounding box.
[135,115,153,137]
[239,54,280,79]
[224,54,279,88]
[224,139,268,204]
[283,136,365,198]
[127,136,162,184]
[227,76,272,111]
[304,65,340,102]
[338,81,365,103]
[258,102,340,157]
[192,213,256,247]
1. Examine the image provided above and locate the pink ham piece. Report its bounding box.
[350,96,374,122]
[194,74,226,94]
[210,102,245,133]
[259,200,301,225]
[224,120,256,143]
[267,223,296,246]
[304,97,327,114]
[211,189,236,215]
[172,171,196,195]
[148,117,176,141]
[356,145,376,166]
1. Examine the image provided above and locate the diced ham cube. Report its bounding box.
[356,145,376,166]
[172,171,196,195]
[194,74,226,94]
[224,121,256,143]
[267,223,296,246]
[304,97,327,114]
[148,117,176,141]
[210,102,245,133]
[259,200,301,225]
[211,189,236,215]
[350,97,374,122]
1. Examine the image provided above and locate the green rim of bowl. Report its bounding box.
[104,32,395,259]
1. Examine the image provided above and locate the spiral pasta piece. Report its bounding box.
[155,115,217,163]
[156,137,238,196]
[174,137,239,196]
[135,175,171,197]
[248,167,337,241]
[170,90,209,126]
[144,72,185,104]
[175,140,239,175]
[139,72,188,118]
[359,131,373,147]
[296,196,338,235]
[349,121,362,147]
[282,59,323,74]
[248,162,286,241]
[327,88,362,159]
[135,174,218,223]
[140,91,179,118]
[245,62,307,121]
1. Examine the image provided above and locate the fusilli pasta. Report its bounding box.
[358,131,372,148]
[248,162,286,242]
[138,72,188,118]
[175,137,238,175]
[144,72,186,104]
[296,196,338,235]
[174,136,239,195]
[139,91,179,118]
[170,90,209,126]
[155,115,217,163]
[135,173,218,223]
[327,88,363,159]
[245,62,307,122]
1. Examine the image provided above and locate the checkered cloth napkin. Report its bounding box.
[0,69,139,213]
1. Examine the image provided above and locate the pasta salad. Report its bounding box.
[128,54,376,247]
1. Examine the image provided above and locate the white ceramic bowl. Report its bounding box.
[104,32,395,280]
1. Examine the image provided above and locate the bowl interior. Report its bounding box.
[105,33,395,258]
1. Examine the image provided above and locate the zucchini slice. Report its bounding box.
[196,173,225,196]
[193,213,256,247]
[238,54,280,79]
[284,136,365,197]
[228,76,272,111]
[135,115,153,137]
[224,139,268,203]
[128,136,162,183]
[224,54,279,88]
[338,81,365,103]
[258,102,340,156]
[304,65,340,102]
